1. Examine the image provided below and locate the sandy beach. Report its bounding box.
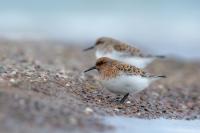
[0,39,200,133]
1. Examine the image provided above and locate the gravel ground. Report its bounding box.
[0,39,200,133]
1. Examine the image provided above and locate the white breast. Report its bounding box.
[96,50,154,68]
[100,75,154,95]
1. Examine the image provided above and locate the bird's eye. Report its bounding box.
[96,61,102,66]
[96,61,105,66]
[96,40,104,45]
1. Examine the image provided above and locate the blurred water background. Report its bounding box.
[0,0,200,58]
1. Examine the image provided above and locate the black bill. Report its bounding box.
[83,46,95,51]
[84,66,96,73]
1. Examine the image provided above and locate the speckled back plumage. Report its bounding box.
[113,43,140,56]
[116,64,145,76]
[96,37,140,55]
[116,63,166,78]
[96,57,166,80]
[95,37,165,59]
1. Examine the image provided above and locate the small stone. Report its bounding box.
[10,78,16,83]
[84,107,93,114]
[0,78,4,82]
[114,108,119,112]
[137,112,141,116]
[181,105,187,109]
[43,78,47,82]
[10,71,17,76]
[65,83,71,87]
[152,92,159,97]
[10,78,19,86]
[158,84,164,89]
[126,101,131,104]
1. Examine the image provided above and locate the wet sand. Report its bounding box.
[0,39,200,133]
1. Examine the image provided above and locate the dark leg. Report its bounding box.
[110,95,121,102]
[120,93,129,103]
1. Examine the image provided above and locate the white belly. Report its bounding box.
[96,51,154,68]
[118,57,154,68]
[100,75,153,95]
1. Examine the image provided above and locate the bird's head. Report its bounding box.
[84,57,114,73]
[83,37,114,51]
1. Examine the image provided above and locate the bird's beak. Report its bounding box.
[83,46,95,51]
[84,66,96,73]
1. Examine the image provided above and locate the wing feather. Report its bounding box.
[116,63,166,78]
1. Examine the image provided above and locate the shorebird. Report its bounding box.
[84,37,165,68]
[84,57,166,103]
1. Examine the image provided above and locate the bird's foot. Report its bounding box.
[119,93,129,104]
[110,96,121,103]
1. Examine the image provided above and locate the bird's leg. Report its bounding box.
[111,95,121,102]
[120,93,129,103]
[115,95,121,100]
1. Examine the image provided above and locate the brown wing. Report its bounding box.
[114,43,165,58]
[116,63,145,76]
[113,43,141,56]
[116,63,166,78]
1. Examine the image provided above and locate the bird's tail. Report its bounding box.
[141,54,165,58]
[155,55,165,58]
[147,75,167,78]
[142,73,167,78]
[156,75,167,78]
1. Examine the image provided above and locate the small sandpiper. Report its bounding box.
[84,57,166,103]
[84,37,165,68]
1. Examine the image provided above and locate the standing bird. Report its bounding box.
[84,57,166,103]
[84,37,165,68]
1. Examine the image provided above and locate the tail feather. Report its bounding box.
[141,54,165,58]
[155,55,165,58]
[142,73,167,78]
[157,75,167,78]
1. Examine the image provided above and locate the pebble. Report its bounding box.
[126,101,131,104]
[10,78,17,84]
[84,107,93,115]
[0,77,4,82]
[10,79,16,83]
[137,112,141,116]
[10,71,17,76]
[114,108,120,112]
[65,83,71,87]
[181,105,187,109]
[152,92,159,97]
[158,84,164,89]
[10,78,20,86]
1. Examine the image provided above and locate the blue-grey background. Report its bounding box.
[0,0,200,58]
